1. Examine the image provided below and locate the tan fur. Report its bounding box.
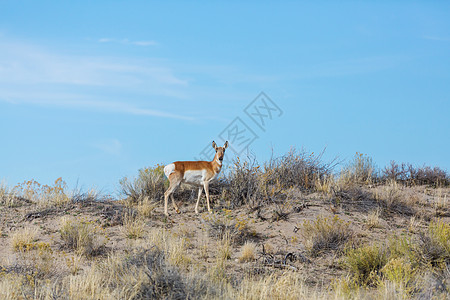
[164,141,228,216]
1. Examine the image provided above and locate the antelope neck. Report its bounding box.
[212,155,223,171]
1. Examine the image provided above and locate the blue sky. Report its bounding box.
[1,1,449,193]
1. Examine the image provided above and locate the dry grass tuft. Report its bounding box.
[136,196,158,217]
[341,152,377,185]
[121,212,145,239]
[60,217,105,256]
[408,216,421,233]
[202,211,257,246]
[15,178,71,208]
[10,227,39,252]
[67,248,224,299]
[119,165,167,203]
[301,215,353,256]
[239,241,257,263]
[217,233,232,262]
[366,208,382,229]
[237,271,318,300]
[146,228,191,268]
[373,180,416,215]
[344,244,388,287]
[0,182,19,207]
[416,219,450,268]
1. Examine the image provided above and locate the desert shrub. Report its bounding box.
[70,187,108,203]
[414,270,450,299]
[343,234,448,293]
[145,228,191,268]
[373,180,416,215]
[119,165,167,203]
[264,148,334,192]
[415,219,450,268]
[134,196,158,217]
[0,182,19,207]
[202,210,257,246]
[365,208,382,229]
[0,273,66,299]
[217,233,232,262]
[68,248,224,300]
[121,213,146,239]
[380,257,415,292]
[60,217,105,256]
[344,244,388,286]
[236,271,315,300]
[412,165,449,186]
[224,156,262,208]
[224,149,335,209]
[14,178,70,208]
[10,227,38,252]
[382,161,449,186]
[239,242,257,263]
[382,161,411,182]
[341,152,378,185]
[301,215,352,256]
[332,179,416,216]
[330,182,374,208]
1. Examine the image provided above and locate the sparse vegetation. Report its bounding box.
[383,160,449,186]
[265,148,335,192]
[10,227,39,252]
[301,215,353,256]
[224,156,262,208]
[60,217,105,256]
[0,182,19,207]
[119,165,167,203]
[416,219,450,268]
[341,152,378,185]
[202,209,257,245]
[0,150,449,299]
[15,177,70,208]
[239,241,257,263]
[365,208,382,229]
[121,212,146,239]
[373,180,417,215]
[344,244,388,286]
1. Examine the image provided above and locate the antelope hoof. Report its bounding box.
[175,209,181,214]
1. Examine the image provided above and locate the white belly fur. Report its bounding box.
[183,170,205,185]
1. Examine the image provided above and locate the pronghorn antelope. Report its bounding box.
[163,141,228,216]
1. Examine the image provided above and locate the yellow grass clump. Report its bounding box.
[239,241,257,263]
[10,227,39,252]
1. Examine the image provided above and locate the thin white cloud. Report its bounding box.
[0,38,194,121]
[0,95,194,121]
[99,38,158,46]
[76,100,195,120]
[0,40,186,87]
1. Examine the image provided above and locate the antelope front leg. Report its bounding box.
[195,187,203,214]
[203,181,212,213]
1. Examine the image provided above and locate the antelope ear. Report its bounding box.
[224,141,228,149]
[212,141,218,150]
